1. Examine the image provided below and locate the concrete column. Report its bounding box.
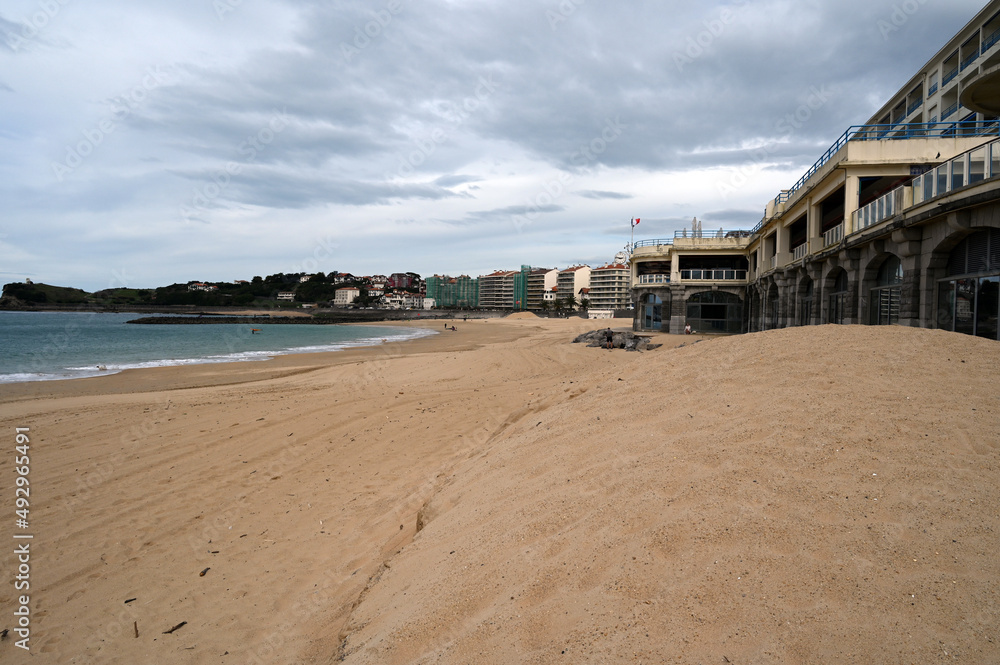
[775,225,792,269]
[808,199,824,253]
[843,175,860,236]
[669,284,686,334]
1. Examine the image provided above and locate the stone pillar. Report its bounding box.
[669,284,686,334]
[807,198,824,254]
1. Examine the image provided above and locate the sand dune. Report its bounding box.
[1,320,997,664]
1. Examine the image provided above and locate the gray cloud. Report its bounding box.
[578,190,633,200]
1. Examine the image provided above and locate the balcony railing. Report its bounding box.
[637,274,670,284]
[823,223,844,247]
[942,102,959,120]
[984,27,1000,53]
[943,66,959,86]
[679,269,747,281]
[854,185,905,230]
[792,243,808,261]
[632,238,674,248]
[907,98,923,116]
[770,120,999,208]
[912,137,1000,205]
[673,228,751,239]
[769,256,776,269]
[961,49,980,71]
[928,82,938,96]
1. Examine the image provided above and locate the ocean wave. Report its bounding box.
[0,327,438,384]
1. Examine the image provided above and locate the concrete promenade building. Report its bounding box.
[632,0,1000,340]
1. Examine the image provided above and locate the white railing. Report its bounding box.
[854,185,905,230]
[823,223,844,247]
[769,256,777,269]
[912,139,999,205]
[679,269,748,281]
[792,244,807,261]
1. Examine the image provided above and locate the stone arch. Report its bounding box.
[865,253,903,324]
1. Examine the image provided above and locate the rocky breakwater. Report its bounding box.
[572,329,659,351]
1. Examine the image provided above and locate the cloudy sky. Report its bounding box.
[0,0,988,290]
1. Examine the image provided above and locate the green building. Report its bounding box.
[425,275,479,308]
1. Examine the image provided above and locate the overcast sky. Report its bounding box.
[0,0,988,290]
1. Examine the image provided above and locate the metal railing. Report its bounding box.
[792,243,808,261]
[928,82,938,96]
[823,222,844,247]
[912,137,1000,205]
[679,269,747,281]
[942,102,959,120]
[943,66,959,86]
[673,228,751,239]
[961,49,980,71]
[984,26,1000,53]
[772,120,999,208]
[854,184,905,230]
[907,98,923,116]
[632,238,674,248]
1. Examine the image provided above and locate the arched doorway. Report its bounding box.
[766,285,779,330]
[641,293,662,331]
[799,277,814,326]
[936,229,1000,340]
[870,255,902,325]
[686,291,744,333]
[827,269,848,324]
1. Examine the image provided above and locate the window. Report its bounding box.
[937,230,1000,339]
[871,256,903,325]
[686,291,744,334]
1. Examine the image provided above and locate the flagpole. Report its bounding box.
[630,218,634,254]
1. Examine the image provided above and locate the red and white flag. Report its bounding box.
[631,217,640,228]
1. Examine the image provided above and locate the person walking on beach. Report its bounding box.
[604,327,614,350]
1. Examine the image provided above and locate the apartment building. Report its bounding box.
[556,266,591,308]
[526,268,558,310]
[588,263,632,310]
[425,275,479,308]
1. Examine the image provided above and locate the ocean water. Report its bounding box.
[0,311,436,383]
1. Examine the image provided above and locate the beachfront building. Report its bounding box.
[588,263,632,311]
[556,266,591,309]
[632,228,751,333]
[526,268,558,310]
[631,0,1000,340]
[276,291,296,301]
[477,266,531,310]
[333,287,360,307]
[425,275,479,308]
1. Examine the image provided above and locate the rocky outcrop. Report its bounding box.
[572,329,658,351]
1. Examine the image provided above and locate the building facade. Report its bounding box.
[633,1,1000,340]
[588,263,632,310]
[556,266,591,308]
[425,275,479,308]
[526,268,558,310]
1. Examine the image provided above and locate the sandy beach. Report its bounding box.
[1,316,998,664]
